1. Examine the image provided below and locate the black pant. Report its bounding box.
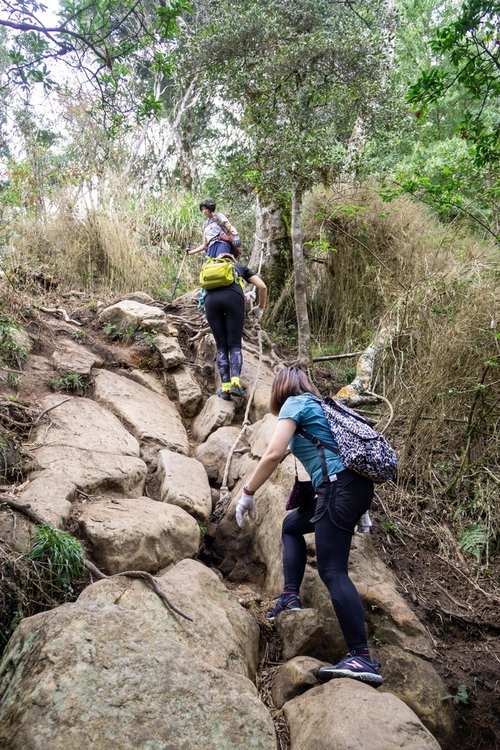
[204,287,244,383]
[282,469,374,652]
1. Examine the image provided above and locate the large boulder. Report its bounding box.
[98,299,167,333]
[378,645,455,747]
[156,450,212,523]
[78,497,200,574]
[240,348,276,421]
[22,395,147,525]
[191,395,235,442]
[0,561,275,750]
[93,369,189,463]
[271,656,322,709]
[52,338,103,376]
[283,679,441,750]
[32,394,140,457]
[194,425,248,485]
[155,334,186,370]
[164,364,203,416]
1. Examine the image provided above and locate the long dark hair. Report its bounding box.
[270,366,322,415]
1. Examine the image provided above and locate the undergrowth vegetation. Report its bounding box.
[0,521,85,652]
[300,186,499,578]
[1,181,202,300]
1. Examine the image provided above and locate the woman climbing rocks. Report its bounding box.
[235,366,383,686]
[204,254,267,399]
[187,197,240,259]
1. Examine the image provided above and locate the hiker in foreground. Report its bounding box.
[235,366,385,686]
[202,253,267,399]
[187,197,240,259]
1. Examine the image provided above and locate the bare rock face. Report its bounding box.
[119,368,165,394]
[93,369,189,464]
[52,338,103,375]
[121,291,155,304]
[378,645,455,747]
[283,680,441,750]
[248,413,278,457]
[33,446,146,497]
[78,497,200,574]
[271,656,322,709]
[350,534,434,659]
[194,425,247,485]
[0,561,275,750]
[34,394,140,456]
[165,364,203,416]
[240,349,276,421]
[157,449,212,523]
[274,609,323,661]
[22,395,147,525]
[191,395,235,442]
[155,334,186,369]
[18,474,76,529]
[98,299,167,333]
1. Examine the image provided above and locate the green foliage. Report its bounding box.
[192,0,394,200]
[407,0,499,169]
[0,0,192,124]
[0,310,28,368]
[50,372,86,394]
[459,523,488,561]
[6,372,21,390]
[30,524,84,595]
[71,329,86,342]
[444,684,469,705]
[102,322,118,338]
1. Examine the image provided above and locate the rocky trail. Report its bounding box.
[0,291,470,749]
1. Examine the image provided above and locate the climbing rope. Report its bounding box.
[212,326,263,523]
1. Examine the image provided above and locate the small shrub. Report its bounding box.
[7,372,21,390]
[71,329,86,342]
[102,321,118,338]
[50,372,86,393]
[444,684,469,705]
[30,524,84,596]
[0,311,28,368]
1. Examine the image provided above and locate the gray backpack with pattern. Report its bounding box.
[298,396,398,484]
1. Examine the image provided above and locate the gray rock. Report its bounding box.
[192,395,234,442]
[78,496,200,574]
[157,449,212,523]
[283,679,441,750]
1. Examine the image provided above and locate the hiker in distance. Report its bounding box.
[204,253,267,399]
[235,366,383,686]
[186,197,240,259]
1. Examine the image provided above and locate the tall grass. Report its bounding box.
[303,184,499,574]
[3,180,203,297]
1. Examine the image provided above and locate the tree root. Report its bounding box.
[0,494,193,622]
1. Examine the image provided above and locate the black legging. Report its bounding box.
[282,469,373,652]
[204,287,244,383]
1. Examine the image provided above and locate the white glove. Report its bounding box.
[235,490,256,528]
[244,290,256,304]
[248,306,264,321]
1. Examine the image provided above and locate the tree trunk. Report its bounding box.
[291,184,310,366]
[249,193,287,269]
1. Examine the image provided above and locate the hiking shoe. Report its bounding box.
[317,653,383,686]
[229,383,244,398]
[216,387,231,401]
[266,593,301,621]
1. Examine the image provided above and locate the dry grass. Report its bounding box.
[304,184,499,577]
[2,181,202,298]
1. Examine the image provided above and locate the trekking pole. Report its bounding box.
[169,247,189,304]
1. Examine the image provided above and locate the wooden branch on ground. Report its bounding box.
[313,351,363,362]
[38,307,82,326]
[0,494,192,621]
